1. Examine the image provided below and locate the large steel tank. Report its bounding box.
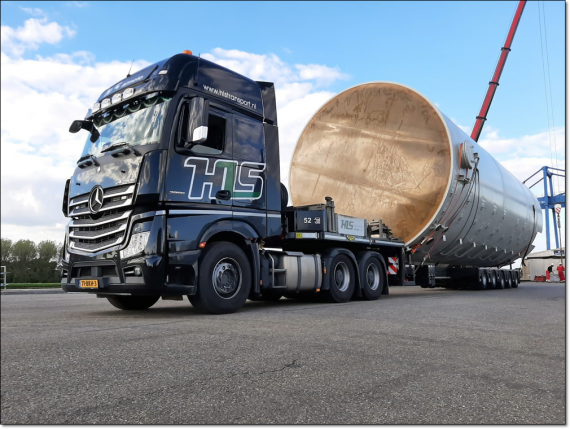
[290,82,542,267]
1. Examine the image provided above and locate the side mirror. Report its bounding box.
[69,120,100,143]
[69,120,84,133]
[186,97,209,147]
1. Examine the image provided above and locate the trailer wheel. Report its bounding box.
[360,257,384,300]
[106,295,159,310]
[477,270,488,290]
[322,254,356,303]
[189,242,251,314]
[504,272,513,289]
[487,270,497,289]
[495,271,505,289]
[512,271,519,288]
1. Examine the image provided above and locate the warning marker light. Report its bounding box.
[182,50,193,55]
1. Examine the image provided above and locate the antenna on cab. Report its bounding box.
[126,59,134,78]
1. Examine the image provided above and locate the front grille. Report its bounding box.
[72,210,128,226]
[68,184,135,217]
[68,184,135,253]
[105,185,131,196]
[70,222,126,239]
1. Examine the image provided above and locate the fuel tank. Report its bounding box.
[290,82,542,266]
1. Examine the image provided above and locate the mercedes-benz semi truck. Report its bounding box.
[60,51,540,313]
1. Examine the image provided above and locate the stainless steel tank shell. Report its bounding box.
[290,82,542,267]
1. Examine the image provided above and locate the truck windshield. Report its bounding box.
[79,94,171,158]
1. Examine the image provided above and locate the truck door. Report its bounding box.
[166,101,233,210]
[231,113,267,235]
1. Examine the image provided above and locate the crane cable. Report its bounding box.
[538,1,564,251]
[538,1,561,192]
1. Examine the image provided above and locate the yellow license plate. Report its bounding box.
[79,279,99,289]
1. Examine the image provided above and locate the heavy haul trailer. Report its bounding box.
[290,82,540,292]
[61,52,536,313]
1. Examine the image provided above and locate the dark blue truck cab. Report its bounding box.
[61,52,405,313]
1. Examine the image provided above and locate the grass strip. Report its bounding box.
[2,283,61,289]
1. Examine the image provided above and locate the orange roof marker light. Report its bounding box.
[182,50,193,55]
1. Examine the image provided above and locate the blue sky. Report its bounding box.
[0,1,566,254]
[2,1,564,136]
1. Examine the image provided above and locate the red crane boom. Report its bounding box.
[471,0,527,142]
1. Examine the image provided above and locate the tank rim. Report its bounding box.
[288,81,454,246]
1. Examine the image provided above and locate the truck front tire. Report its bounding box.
[189,242,251,314]
[322,254,356,303]
[106,295,160,310]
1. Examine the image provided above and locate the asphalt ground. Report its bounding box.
[1,283,565,424]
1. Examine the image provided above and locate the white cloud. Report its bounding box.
[478,127,566,196]
[1,37,346,243]
[202,47,350,108]
[1,17,75,57]
[1,25,150,244]
[295,63,349,86]
[20,7,46,17]
[479,126,565,162]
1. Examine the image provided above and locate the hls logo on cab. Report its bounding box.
[184,157,265,200]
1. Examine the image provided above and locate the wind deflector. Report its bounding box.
[256,81,277,126]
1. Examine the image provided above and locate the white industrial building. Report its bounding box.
[521,247,565,282]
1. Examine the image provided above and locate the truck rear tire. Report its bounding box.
[106,295,159,310]
[359,256,384,300]
[189,242,251,314]
[322,254,355,303]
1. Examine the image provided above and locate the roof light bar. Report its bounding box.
[122,88,134,99]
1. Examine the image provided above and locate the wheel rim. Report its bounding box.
[366,263,381,291]
[212,257,242,299]
[334,262,350,292]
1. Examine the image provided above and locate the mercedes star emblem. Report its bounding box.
[88,186,104,214]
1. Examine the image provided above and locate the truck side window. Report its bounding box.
[191,114,226,155]
[233,115,264,162]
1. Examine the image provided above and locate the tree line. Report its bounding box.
[1,238,62,283]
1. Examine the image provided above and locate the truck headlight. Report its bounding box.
[120,232,150,259]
